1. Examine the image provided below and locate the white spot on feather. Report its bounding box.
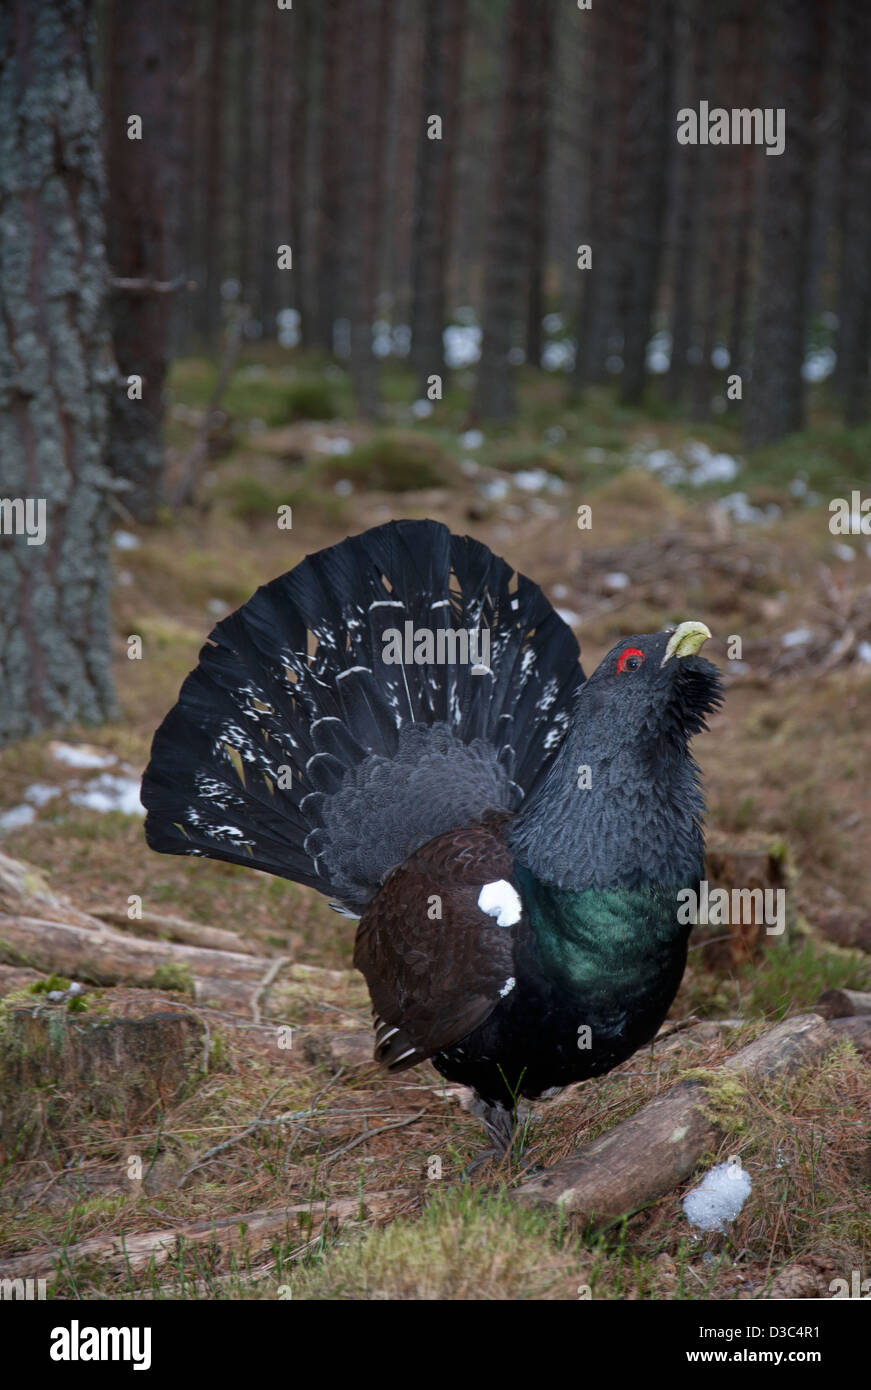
[477,880,522,927]
[499,976,516,997]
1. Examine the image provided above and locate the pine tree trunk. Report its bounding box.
[0,0,117,744]
[524,0,554,370]
[573,7,621,389]
[196,0,227,342]
[619,0,676,406]
[666,2,711,406]
[837,0,871,425]
[105,0,184,522]
[744,0,820,447]
[290,3,314,348]
[409,0,465,393]
[473,0,538,422]
[342,0,393,419]
[314,0,344,355]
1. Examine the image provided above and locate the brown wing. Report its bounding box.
[353,815,518,1071]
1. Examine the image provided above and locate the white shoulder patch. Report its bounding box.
[477,879,522,927]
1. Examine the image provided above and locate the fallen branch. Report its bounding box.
[814,988,871,1018]
[514,1013,836,1224]
[90,905,257,956]
[0,1193,406,1281]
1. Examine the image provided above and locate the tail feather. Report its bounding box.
[142,519,584,909]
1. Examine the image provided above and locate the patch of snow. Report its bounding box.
[411,398,434,418]
[716,492,777,525]
[802,347,836,382]
[556,609,582,627]
[640,448,686,485]
[24,784,60,806]
[0,805,36,832]
[603,571,630,592]
[480,479,509,501]
[478,879,522,928]
[857,641,871,665]
[552,584,569,600]
[333,479,353,496]
[312,434,352,455]
[459,429,484,450]
[112,530,140,551]
[542,340,573,372]
[513,469,548,493]
[682,1162,752,1234]
[69,775,145,817]
[831,542,856,563]
[684,441,739,485]
[782,627,812,649]
[443,324,481,368]
[50,743,116,770]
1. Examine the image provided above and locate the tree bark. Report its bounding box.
[619,0,676,405]
[744,0,821,447]
[472,0,539,421]
[342,0,393,418]
[524,0,554,370]
[572,6,621,389]
[0,0,117,745]
[104,0,185,521]
[196,0,227,342]
[409,0,466,393]
[836,0,871,425]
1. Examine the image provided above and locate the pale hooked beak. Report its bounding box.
[661,621,712,666]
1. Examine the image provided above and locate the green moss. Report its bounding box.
[148,962,195,996]
[680,1068,749,1133]
[28,973,71,994]
[283,377,337,422]
[316,431,456,491]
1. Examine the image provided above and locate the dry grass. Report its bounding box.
[0,365,869,1299]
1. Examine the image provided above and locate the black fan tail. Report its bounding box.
[142,520,584,909]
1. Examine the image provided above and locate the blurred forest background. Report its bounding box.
[1,0,871,1302]
[3,0,871,738]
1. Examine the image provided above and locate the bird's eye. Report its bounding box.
[616,647,645,673]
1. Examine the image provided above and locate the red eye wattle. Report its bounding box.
[616,647,645,674]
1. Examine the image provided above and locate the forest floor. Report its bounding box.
[0,353,869,1299]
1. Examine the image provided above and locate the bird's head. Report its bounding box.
[510,621,723,889]
[579,621,722,749]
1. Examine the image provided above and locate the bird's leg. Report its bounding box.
[462,1097,517,1177]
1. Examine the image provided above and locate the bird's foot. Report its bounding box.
[463,1097,522,1179]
